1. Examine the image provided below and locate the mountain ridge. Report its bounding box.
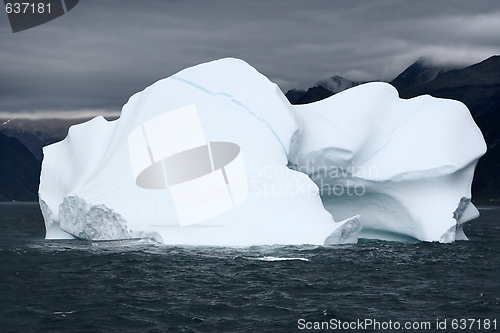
[0,131,41,202]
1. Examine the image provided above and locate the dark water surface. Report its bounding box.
[0,203,499,332]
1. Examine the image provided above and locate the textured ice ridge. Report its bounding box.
[59,196,131,241]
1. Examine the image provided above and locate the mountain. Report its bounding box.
[0,131,41,202]
[285,58,455,105]
[397,55,500,201]
[285,75,362,104]
[317,75,362,93]
[390,57,455,91]
[285,89,308,104]
[285,86,334,104]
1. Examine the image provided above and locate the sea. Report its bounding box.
[0,202,499,333]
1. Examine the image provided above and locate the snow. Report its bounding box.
[38,58,485,245]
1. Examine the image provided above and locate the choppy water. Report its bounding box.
[0,203,499,332]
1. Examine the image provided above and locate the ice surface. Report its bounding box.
[289,83,486,242]
[59,196,130,241]
[39,58,348,246]
[39,58,485,245]
[40,199,74,239]
[451,197,480,241]
[324,215,362,245]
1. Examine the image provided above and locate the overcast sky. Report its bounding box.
[1,0,499,117]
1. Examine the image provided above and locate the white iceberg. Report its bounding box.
[289,82,486,242]
[38,58,485,245]
[39,58,358,246]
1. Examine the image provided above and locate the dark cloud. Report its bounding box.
[0,0,499,115]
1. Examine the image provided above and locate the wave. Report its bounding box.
[246,256,309,262]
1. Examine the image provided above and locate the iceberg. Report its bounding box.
[39,58,359,246]
[38,58,485,245]
[289,82,486,242]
